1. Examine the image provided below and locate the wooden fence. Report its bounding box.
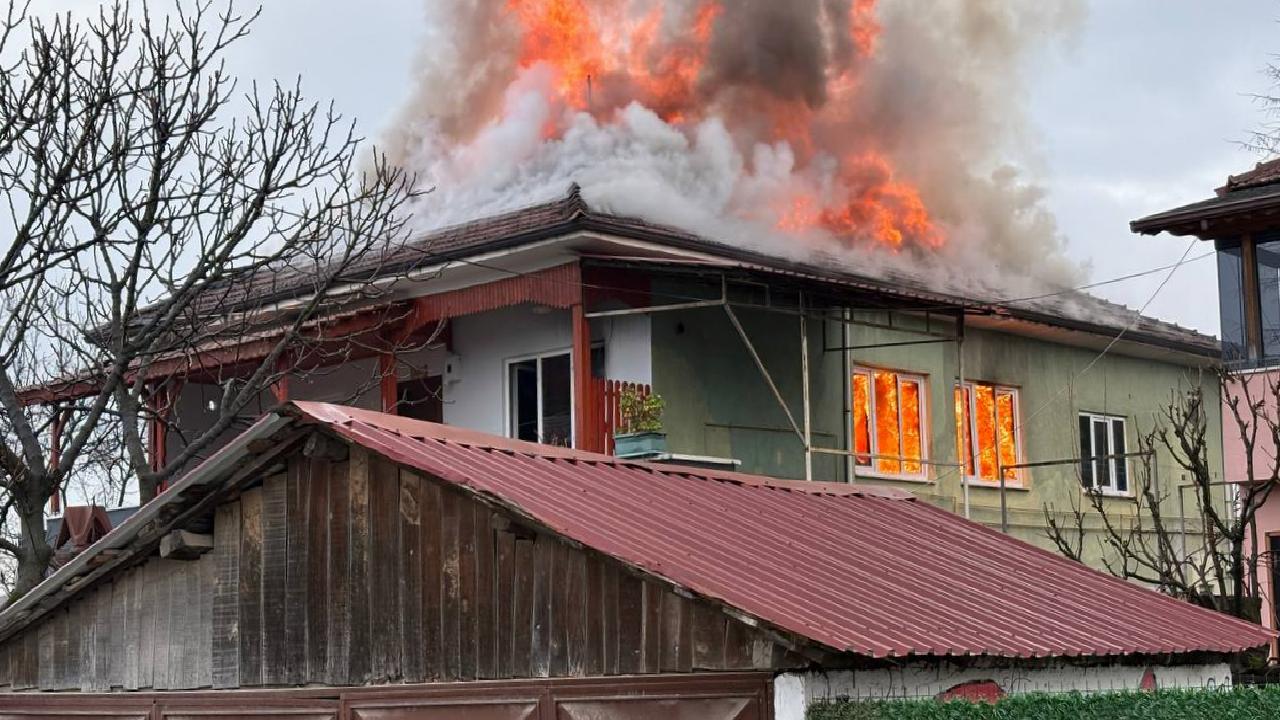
[583,379,652,455]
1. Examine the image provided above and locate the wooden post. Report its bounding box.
[1243,233,1263,363]
[572,303,592,451]
[146,388,170,474]
[270,353,292,403]
[379,352,398,415]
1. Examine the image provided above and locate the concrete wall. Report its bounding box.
[1233,369,1280,655]
[442,304,651,438]
[773,662,1233,720]
[651,300,1227,565]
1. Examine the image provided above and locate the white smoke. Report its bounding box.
[384,0,1087,298]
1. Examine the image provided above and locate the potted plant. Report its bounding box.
[613,387,667,458]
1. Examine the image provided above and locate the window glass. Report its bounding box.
[1112,420,1128,493]
[1078,415,1093,488]
[852,372,871,467]
[1259,235,1280,363]
[900,379,923,475]
[1079,413,1129,494]
[540,354,572,446]
[957,382,1020,484]
[996,390,1017,481]
[509,359,539,442]
[851,368,927,479]
[873,371,901,474]
[954,387,974,476]
[1218,242,1247,363]
[973,385,997,481]
[507,353,572,446]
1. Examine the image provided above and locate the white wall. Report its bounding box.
[442,304,653,438]
[774,662,1233,720]
[595,314,652,385]
[444,305,573,437]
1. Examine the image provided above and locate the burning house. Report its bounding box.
[21,0,1230,586]
[1,0,1263,715]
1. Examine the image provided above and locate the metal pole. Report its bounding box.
[998,462,1009,533]
[1179,478,1188,561]
[842,307,854,484]
[800,292,813,482]
[957,311,970,520]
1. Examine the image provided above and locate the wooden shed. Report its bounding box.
[0,403,1269,719]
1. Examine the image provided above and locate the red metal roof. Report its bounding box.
[294,402,1271,661]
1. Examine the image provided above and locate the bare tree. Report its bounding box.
[1044,374,1278,621]
[0,1,436,603]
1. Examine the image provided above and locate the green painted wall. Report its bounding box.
[650,296,1224,569]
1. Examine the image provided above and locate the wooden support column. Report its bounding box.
[270,353,292,403]
[147,384,170,474]
[379,352,398,414]
[572,303,593,452]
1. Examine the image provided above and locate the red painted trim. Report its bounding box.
[379,353,398,414]
[270,354,292,403]
[572,303,592,452]
[20,264,582,406]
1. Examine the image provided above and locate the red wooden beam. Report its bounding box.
[379,352,398,414]
[572,302,593,452]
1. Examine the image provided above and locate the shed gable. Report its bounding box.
[0,441,792,692]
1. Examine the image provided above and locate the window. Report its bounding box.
[1258,235,1280,363]
[507,352,572,446]
[1079,413,1129,495]
[851,368,927,479]
[955,382,1020,485]
[1217,240,1247,364]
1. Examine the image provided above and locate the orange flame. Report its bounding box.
[503,0,944,250]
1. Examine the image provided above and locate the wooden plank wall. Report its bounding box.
[0,446,789,692]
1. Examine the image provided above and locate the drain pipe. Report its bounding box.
[957,311,971,520]
[842,307,854,483]
[800,292,813,482]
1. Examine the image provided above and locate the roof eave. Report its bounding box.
[1131,193,1280,237]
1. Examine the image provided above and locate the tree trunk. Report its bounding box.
[6,493,53,607]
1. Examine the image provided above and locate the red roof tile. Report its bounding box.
[293,402,1272,661]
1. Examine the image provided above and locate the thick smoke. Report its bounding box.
[383,0,1086,297]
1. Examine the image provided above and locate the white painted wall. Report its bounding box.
[444,305,573,437]
[774,662,1234,720]
[443,305,653,438]
[594,313,652,385]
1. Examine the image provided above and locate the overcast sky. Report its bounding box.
[35,0,1280,336]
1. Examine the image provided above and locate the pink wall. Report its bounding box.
[1228,370,1280,655]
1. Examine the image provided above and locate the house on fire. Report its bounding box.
[29,185,1226,570]
[0,402,1269,719]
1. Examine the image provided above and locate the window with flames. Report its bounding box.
[955,382,1021,486]
[851,368,927,480]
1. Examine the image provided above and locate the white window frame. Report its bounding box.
[504,348,575,446]
[957,382,1023,488]
[851,367,930,482]
[1079,412,1130,497]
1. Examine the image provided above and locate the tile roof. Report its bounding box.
[291,402,1270,660]
[198,186,1216,358]
[1131,160,1280,236]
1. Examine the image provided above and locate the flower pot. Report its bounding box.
[613,431,668,459]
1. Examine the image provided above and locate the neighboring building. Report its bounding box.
[1134,158,1280,657]
[0,403,1267,718]
[30,186,1226,569]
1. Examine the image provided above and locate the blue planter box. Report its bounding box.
[614,432,668,459]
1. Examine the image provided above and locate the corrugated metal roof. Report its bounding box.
[293,402,1272,661]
